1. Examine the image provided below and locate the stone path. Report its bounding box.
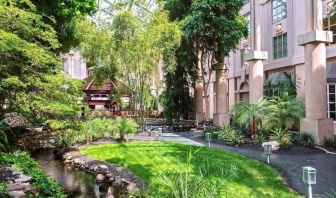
[131,132,336,197]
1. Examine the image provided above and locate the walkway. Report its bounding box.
[131,132,336,197]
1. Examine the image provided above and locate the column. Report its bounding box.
[213,69,230,126]
[195,51,205,122]
[244,0,268,103]
[299,0,334,145]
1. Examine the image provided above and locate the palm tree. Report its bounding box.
[265,96,305,131]
[112,117,138,142]
[230,100,268,138]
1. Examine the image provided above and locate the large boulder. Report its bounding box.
[3,112,31,129]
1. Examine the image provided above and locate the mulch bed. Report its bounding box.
[208,137,324,155]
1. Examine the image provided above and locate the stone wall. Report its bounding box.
[15,128,55,151]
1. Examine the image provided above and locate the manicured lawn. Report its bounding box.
[81,142,302,198]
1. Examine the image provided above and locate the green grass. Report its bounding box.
[81,142,302,198]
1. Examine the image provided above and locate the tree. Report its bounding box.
[77,8,181,123]
[112,117,138,142]
[165,0,248,120]
[0,0,60,112]
[31,0,97,52]
[230,100,268,138]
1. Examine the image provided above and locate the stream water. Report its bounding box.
[33,149,119,198]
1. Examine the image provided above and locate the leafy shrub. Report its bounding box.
[55,129,84,149]
[0,120,9,153]
[0,151,66,198]
[126,149,237,198]
[218,126,244,146]
[271,128,292,149]
[325,136,336,149]
[203,126,221,139]
[81,118,114,143]
[112,117,138,142]
[297,133,316,148]
[0,182,9,198]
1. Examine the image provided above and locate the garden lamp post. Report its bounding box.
[303,166,316,198]
[205,133,211,148]
[263,142,272,164]
[158,127,163,141]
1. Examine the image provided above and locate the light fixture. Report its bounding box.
[158,127,163,141]
[263,142,272,164]
[302,166,316,198]
[205,133,212,148]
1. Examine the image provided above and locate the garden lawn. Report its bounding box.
[81,142,302,198]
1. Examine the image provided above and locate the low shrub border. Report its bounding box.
[0,151,66,198]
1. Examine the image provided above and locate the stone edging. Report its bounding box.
[62,149,146,193]
[3,166,35,198]
[315,146,336,155]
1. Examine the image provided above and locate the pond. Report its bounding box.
[33,149,119,198]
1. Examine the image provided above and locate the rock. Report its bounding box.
[73,158,80,165]
[96,174,105,182]
[98,165,109,174]
[262,141,280,151]
[8,190,25,198]
[14,175,32,183]
[106,187,115,198]
[126,183,138,192]
[105,173,113,178]
[64,159,72,164]
[3,112,31,128]
[7,183,31,192]
[108,178,115,183]
[116,167,123,172]
[112,178,123,187]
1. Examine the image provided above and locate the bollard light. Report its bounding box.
[302,166,316,198]
[205,133,211,148]
[158,127,163,141]
[263,142,272,164]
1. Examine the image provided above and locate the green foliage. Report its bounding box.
[0,182,9,198]
[0,120,8,152]
[294,133,316,148]
[270,129,292,150]
[265,96,305,131]
[0,151,66,197]
[128,149,235,198]
[31,0,97,52]
[217,126,244,146]
[82,142,302,198]
[77,10,181,121]
[325,136,336,149]
[264,73,299,98]
[230,100,268,137]
[81,118,114,143]
[112,117,138,142]
[54,129,83,149]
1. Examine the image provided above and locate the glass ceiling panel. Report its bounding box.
[91,0,158,27]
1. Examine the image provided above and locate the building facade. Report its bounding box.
[201,0,336,143]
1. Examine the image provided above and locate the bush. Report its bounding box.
[0,151,66,198]
[325,136,336,149]
[112,117,138,142]
[271,128,292,149]
[218,126,244,146]
[55,129,84,149]
[81,118,114,143]
[297,132,316,148]
[203,126,221,139]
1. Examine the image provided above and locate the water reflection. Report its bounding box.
[33,150,119,198]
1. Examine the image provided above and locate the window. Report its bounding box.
[246,14,251,34]
[323,4,336,45]
[243,0,250,4]
[273,33,288,59]
[328,84,336,120]
[272,0,287,23]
